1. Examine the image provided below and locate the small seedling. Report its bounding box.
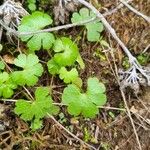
[11,54,43,86]
[58,112,67,124]
[0,72,17,98]
[15,87,59,130]
[71,8,104,42]
[84,127,91,142]
[18,11,55,51]
[27,0,37,11]
[62,77,107,118]
[137,53,149,65]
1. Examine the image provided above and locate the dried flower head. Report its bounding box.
[0,0,28,42]
[119,58,150,93]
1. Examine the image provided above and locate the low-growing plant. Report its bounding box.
[52,37,79,66]
[11,54,43,86]
[59,67,81,85]
[18,11,55,52]
[137,53,150,65]
[62,77,107,118]
[15,87,59,130]
[0,8,108,130]
[13,77,106,130]
[47,37,82,85]
[27,0,37,11]
[0,72,17,98]
[71,8,104,42]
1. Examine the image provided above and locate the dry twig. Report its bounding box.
[120,88,142,150]
[103,0,133,16]
[119,0,150,23]
[48,115,97,150]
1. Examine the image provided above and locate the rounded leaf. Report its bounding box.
[47,58,61,75]
[53,37,79,66]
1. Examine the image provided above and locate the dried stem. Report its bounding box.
[103,0,133,16]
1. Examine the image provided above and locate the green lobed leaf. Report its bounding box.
[62,77,107,118]
[18,11,55,51]
[14,87,59,130]
[0,61,5,71]
[11,54,43,86]
[87,77,107,106]
[28,3,36,11]
[59,67,79,84]
[53,37,79,66]
[71,8,104,42]
[0,72,17,98]
[47,58,61,75]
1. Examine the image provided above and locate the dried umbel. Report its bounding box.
[0,0,28,42]
[119,58,150,93]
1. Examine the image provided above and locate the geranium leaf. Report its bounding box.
[71,8,104,42]
[11,54,43,86]
[14,87,59,130]
[18,11,55,51]
[59,67,79,84]
[53,37,79,66]
[0,72,17,98]
[62,77,107,118]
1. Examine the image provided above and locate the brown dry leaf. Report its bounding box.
[65,1,77,12]
[3,54,15,64]
[123,30,130,44]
